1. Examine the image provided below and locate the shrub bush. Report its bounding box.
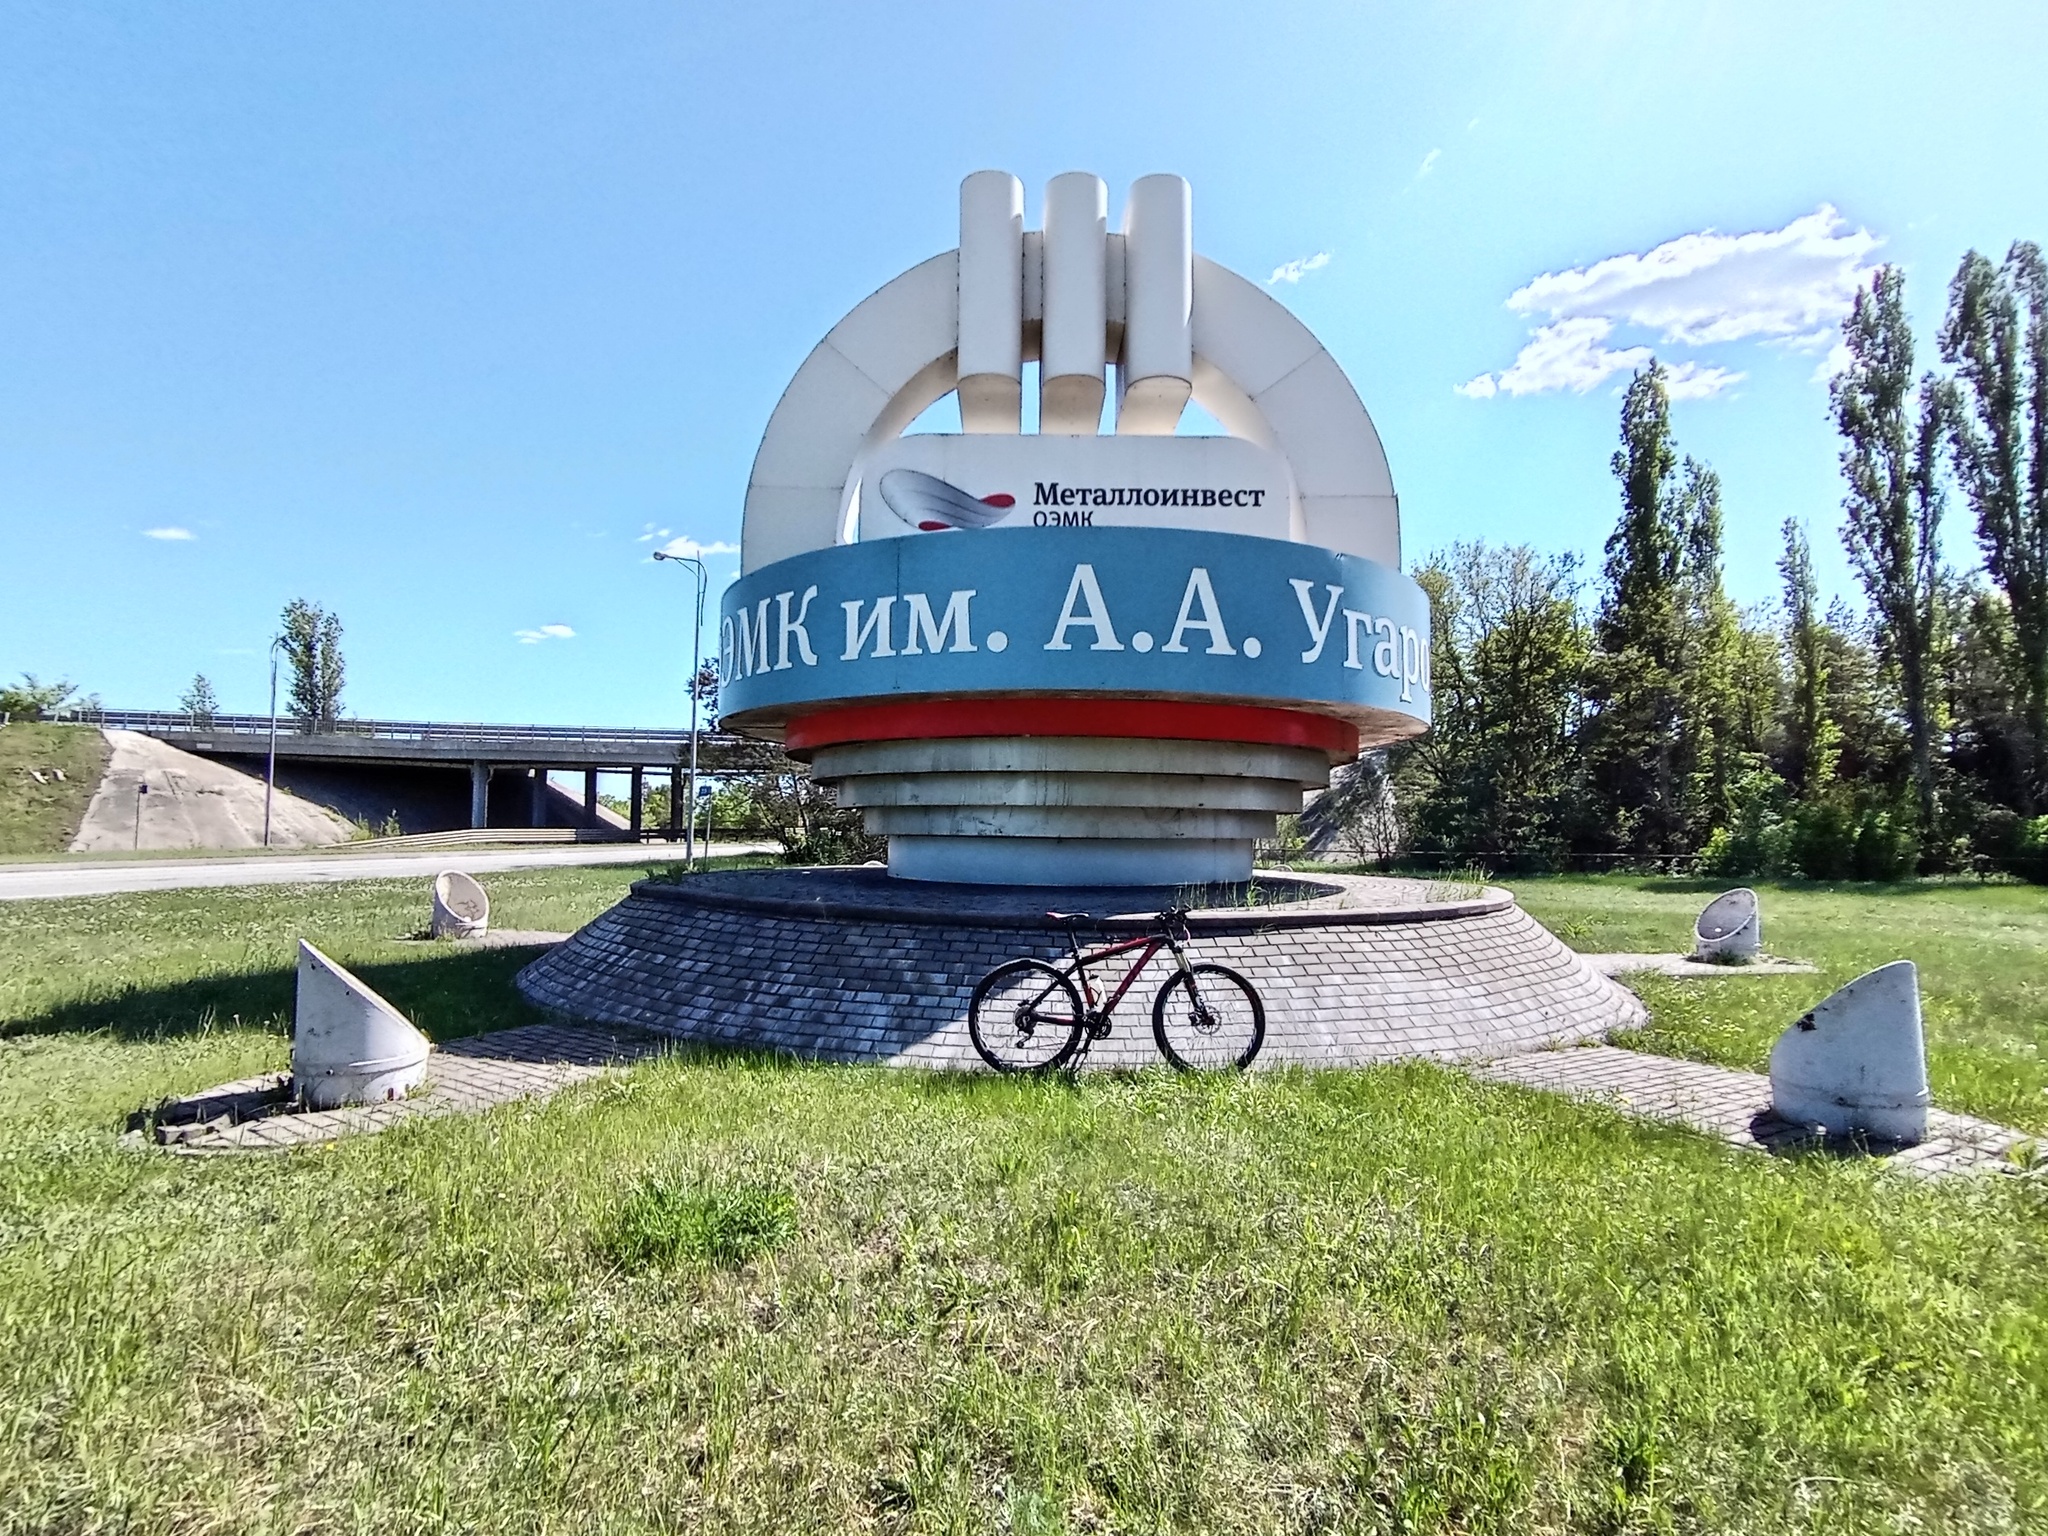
[2016,816,2048,885]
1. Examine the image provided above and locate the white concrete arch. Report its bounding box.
[740,213,1401,573]
[742,252,960,574]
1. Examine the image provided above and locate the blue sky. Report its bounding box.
[4,1,2044,726]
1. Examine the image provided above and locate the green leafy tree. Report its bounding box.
[280,599,345,731]
[1777,521,1840,795]
[689,661,720,724]
[1945,585,2032,834]
[1393,543,1588,867]
[1583,365,1684,856]
[749,769,883,865]
[1670,457,1759,843]
[1816,600,1906,787]
[1833,264,1950,836]
[178,673,218,727]
[0,674,82,722]
[1940,241,2048,807]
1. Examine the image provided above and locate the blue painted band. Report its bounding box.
[717,527,1432,737]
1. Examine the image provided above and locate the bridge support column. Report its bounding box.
[583,769,598,825]
[629,767,644,836]
[529,769,548,828]
[668,767,682,840]
[470,762,489,830]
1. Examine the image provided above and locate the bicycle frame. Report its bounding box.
[1055,925,1192,1023]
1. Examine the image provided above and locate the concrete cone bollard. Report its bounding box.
[1768,959,1930,1143]
[292,940,432,1109]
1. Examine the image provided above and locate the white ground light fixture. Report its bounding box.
[293,940,432,1109]
[1694,888,1762,962]
[1769,960,1932,1143]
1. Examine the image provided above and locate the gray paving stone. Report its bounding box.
[148,1024,670,1156]
[1471,1044,2038,1180]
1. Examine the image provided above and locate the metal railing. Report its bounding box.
[54,707,743,752]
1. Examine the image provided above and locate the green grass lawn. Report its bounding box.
[1507,875,2048,1137]
[1,868,2045,1534]
[0,723,108,856]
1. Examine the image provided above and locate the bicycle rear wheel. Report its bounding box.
[1152,963,1265,1071]
[969,960,1086,1073]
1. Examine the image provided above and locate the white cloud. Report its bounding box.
[1265,251,1332,286]
[514,623,576,644]
[654,535,740,560]
[1507,205,1880,346]
[1489,317,1652,397]
[1416,148,1441,179]
[1460,205,1877,400]
[1810,339,1854,383]
[635,522,672,543]
[1662,361,1747,400]
[143,526,196,541]
[1460,327,1746,401]
[1461,322,1747,401]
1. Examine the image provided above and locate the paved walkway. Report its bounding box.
[1471,1045,2036,1178]
[0,842,769,902]
[134,1023,672,1154]
[137,1020,2038,1180]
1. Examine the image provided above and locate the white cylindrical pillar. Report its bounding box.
[1039,172,1108,434]
[1118,174,1193,435]
[957,170,1023,434]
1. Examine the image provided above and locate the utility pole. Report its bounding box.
[651,550,709,867]
[263,634,283,848]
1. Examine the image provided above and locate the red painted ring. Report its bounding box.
[783,698,1360,758]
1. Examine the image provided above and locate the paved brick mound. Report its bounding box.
[516,869,1645,1069]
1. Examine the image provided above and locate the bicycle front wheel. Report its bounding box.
[968,960,1085,1073]
[1152,963,1265,1072]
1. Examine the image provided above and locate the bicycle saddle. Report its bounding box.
[1046,910,1095,923]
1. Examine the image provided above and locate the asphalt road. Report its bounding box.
[0,842,773,902]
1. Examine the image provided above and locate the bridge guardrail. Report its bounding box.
[54,708,766,754]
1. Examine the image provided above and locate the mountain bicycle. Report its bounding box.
[967,907,1265,1074]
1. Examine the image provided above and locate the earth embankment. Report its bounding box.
[0,722,110,855]
[69,729,354,851]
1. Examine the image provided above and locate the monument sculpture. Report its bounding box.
[716,171,1430,885]
[518,171,1644,1069]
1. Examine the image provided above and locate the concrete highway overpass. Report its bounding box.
[62,710,793,834]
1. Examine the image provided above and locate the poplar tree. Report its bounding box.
[1778,520,1840,795]
[1940,242,2048,807]
[1833,264,1948,832]
[1672,457,1749,839]
[1585,362,1688,856]
[280,599,346,731]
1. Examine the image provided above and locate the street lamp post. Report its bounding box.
[262,633,284,848]
[651,550,709,866]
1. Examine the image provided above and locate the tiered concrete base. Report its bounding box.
[516,868,1645,1069]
